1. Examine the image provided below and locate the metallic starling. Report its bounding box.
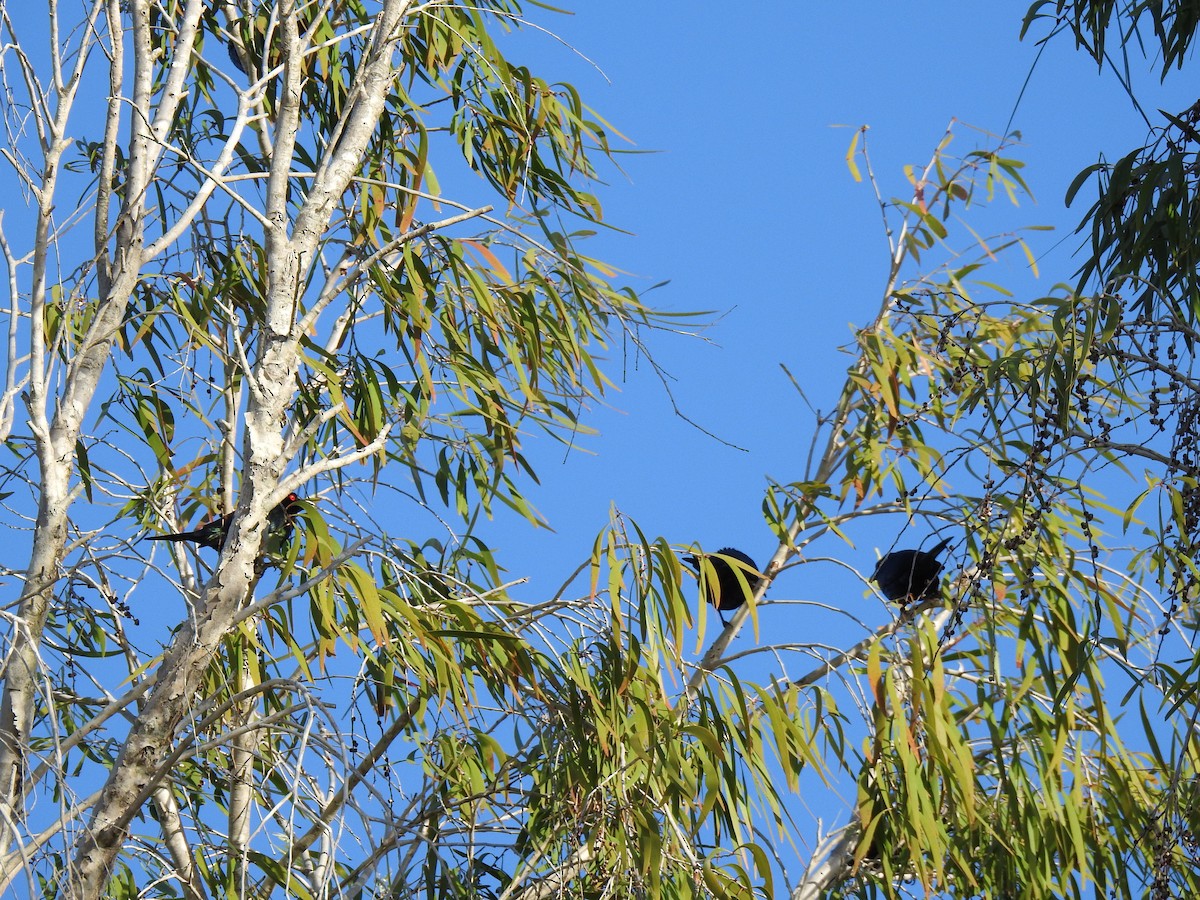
[870,538,950,604]
[147,493,301,553]
[683,547,761,624]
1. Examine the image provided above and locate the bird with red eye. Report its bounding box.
[870,537,950,606]
[683,547,762,625]
[147,492,303,557]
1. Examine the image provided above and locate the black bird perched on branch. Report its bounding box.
[871,537,950,605]
[148,493,302,553]
[683,547,761,624]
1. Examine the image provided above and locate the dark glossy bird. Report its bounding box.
[227,40,248,75]
[683,547,761,624]
[871,537,950,604]
[148,493,301,552]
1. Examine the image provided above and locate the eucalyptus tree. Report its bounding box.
[0,0,689,896]
[5,1,1200,898]
[787,5,1200,895]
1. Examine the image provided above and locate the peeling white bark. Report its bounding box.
[60,2,416,895]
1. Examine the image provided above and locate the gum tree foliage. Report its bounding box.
[3,2,1200,900]
[0,0,703,896]
[796,4,1200,898]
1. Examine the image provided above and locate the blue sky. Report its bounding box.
[474,3,1197,619]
